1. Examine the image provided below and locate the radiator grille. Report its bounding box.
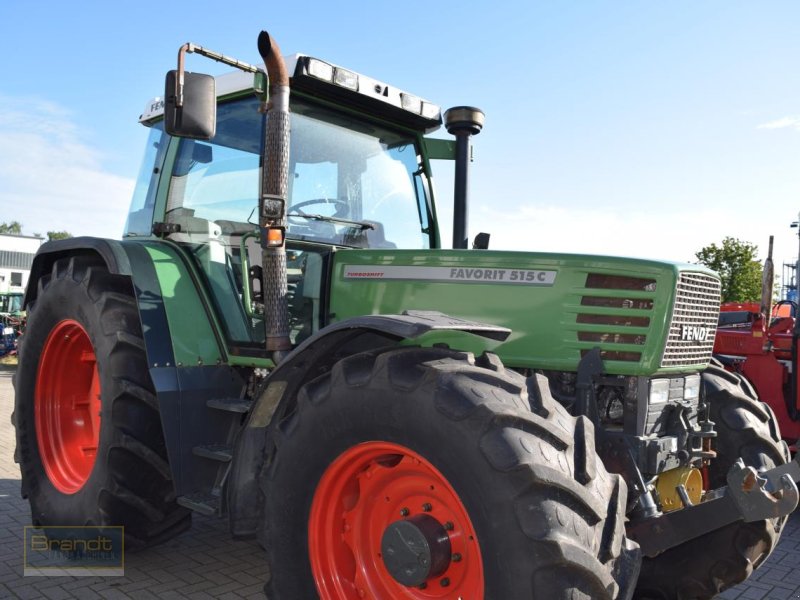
[661,272,721,367]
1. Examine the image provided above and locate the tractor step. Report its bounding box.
[207,397,253,414]
[177,492,220,516]
[193,443,233,462]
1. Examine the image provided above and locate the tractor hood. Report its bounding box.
[329,249,721,376]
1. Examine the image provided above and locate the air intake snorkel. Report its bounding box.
[444,106,484,250]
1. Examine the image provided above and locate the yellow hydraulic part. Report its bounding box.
[656,466,704,513]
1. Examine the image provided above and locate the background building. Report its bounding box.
[0,234,44,294]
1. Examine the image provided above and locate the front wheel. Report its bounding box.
[634,362,789,599]
[261,346,640,599]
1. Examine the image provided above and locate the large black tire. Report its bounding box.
[13,257,190,548]
[261,346,640,599]
[634,362,789,599]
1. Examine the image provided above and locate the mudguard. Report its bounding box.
[24,237,240,496]
[24,237,132,306]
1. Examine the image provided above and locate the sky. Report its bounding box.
[1,1,799,286]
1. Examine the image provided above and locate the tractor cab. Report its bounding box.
[126,55,446,350]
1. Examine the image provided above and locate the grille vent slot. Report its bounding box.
[580,349,642,362]
[581,296,654,310]
[577,314,651,327]
[585,274,657,291]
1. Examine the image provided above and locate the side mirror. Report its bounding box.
[164,70,216,140]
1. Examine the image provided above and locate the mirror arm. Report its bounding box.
[174,42,263,108]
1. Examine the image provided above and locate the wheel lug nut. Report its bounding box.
[400,507,410,517]
[418,582,427,590]
[444,521,454,531]
[422,502,432,512]
[440,577,450,587]
[452,552,462,562]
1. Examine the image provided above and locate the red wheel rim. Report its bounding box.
[35,319,101,494]
[309,441,483,599]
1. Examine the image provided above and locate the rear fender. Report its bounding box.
[24,237,132,307]
[25,238,237,495]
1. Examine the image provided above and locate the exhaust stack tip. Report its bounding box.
[257,30,289,88]
[444,106,485,136]
[257,31,273,59]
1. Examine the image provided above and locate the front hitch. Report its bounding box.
[628,455,800,557]
[728,458,799,520]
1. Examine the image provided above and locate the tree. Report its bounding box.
[47,231,73,241]
[695,237,763,303]
[0,221,22,235]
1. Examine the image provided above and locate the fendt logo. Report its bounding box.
[680,325,714,342]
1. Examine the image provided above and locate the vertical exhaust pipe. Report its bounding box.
[444,106,484,249]
[257,31,292,359]
[760,236,775,353]
[792,218,800,420]
[760,235,775,323]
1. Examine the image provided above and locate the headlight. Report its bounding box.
[421,101,441,120]
[307,58,334,82]
[684,374,701,401]
[649,379,671,404]
[334,67,358,91]
[400,93,422,115]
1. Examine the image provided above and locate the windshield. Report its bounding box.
[161,96,432,249]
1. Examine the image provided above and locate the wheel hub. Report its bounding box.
[381,514,451,586]
[35,319,101,494]
[308,441,484,598]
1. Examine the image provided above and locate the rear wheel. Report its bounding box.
[13,257,190,548]
[634,362,789,599]
[261,346,640,599]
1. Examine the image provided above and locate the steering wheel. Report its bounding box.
[289,198,349,218]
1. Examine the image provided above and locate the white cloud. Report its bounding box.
[757,116,800,132]
[0,95,134,239]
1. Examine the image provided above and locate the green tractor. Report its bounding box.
[13,30,800,599]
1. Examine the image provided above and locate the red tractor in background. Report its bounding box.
[714,235,800,447]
